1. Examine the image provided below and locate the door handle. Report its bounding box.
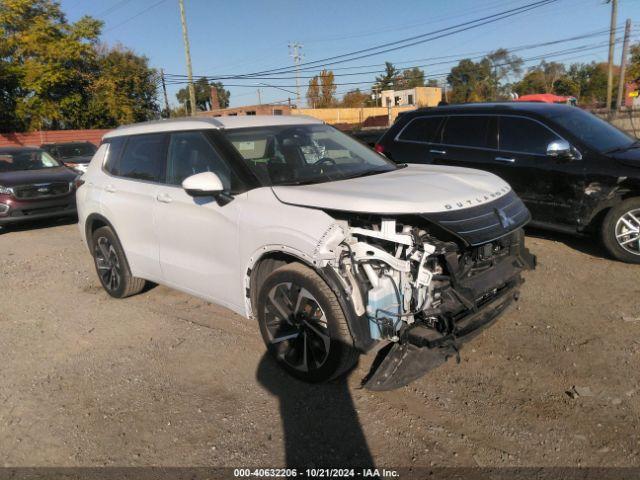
[495,156,516,163]
[156,193,173,204]
[104,184,116,193]
[430,149,447,155]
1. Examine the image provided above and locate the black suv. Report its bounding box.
[376,103,640,263]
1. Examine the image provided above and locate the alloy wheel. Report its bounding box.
[94,236,122,291]
[264,282,331,373]
[615,208,640,256]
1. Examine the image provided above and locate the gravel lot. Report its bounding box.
[0,218,639,471]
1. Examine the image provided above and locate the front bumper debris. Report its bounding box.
[362,282,519,391]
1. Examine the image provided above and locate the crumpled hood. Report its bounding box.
[611,148,640,169]
[271,164,512,214]
[0,167,77,187]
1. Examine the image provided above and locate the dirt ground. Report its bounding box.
[0,218,639,472]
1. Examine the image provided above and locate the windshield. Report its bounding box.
[223,124,398,186]
[0,150,62,172]
[547,108,635,153]
[55,143,97,159]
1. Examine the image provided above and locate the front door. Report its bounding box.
[492,115,586,227]
[154,130,244,309]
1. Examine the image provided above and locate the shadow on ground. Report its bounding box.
[256,354,374,468]
[525,226,610,260]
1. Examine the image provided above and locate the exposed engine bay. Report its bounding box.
[314,207,536,390]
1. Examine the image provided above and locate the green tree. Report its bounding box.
[84,46,160,128]
[446,58,492,103]
[485,48,523,99]
[176,77,230,112]
[373,62,399,93]
[395,67,426,89]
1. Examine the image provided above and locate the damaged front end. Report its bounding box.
[316,190,536,391]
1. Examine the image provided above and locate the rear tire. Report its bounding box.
[91,226,146,298]
[601,198,640,264]
[256,262,359,383]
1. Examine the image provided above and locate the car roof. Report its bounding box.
[407,102,576,116]
[103,115,324,139]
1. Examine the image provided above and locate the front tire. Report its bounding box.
[602,198,640,264]
[91,226,147,298]
[257,263,359,383]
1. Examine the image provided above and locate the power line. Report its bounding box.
[228,0,559,78]
[163,25,627,83]
[95,0,133,19]
[103,0,168,33]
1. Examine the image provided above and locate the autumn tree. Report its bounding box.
[306,69,336,108]
[447,58,493,103]
[626,42,640,82]
[395,67,426,89]
[340,89,369,107]
[485,48,523,98]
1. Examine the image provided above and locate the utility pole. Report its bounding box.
[257,88,262,105]
[616,19,632,110]
[160,69,170,117]
[606,0,618,111]
[288,42,303,107]
[178,0,197,116]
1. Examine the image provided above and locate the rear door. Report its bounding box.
[430,115,498,169]
[386,115,444,163]
[100,133,167,281]
[494,115,586,227]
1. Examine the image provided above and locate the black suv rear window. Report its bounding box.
[398,116,442,143]
[441,116,492,148]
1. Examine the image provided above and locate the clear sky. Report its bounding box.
[61,0,640,108]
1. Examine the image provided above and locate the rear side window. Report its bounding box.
[441,116,492,148]
[398,116,442,142]
[113,134,167,182]
[499,116,560,155]
[103,137,126,174]
[166,131,240,190]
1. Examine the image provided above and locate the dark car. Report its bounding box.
[40,141,97,173]
[0,147,78,226]
[376,103,640,264]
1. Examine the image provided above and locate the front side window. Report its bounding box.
[114,134,167,182]
[0,150,61,172]
[499,117,560,155]
[166,131,238,190]
[224,124,398,186]
[441,116,492,148]
[398,116,443,143]
[546,108,635,153]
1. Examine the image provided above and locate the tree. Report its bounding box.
[446,58,492,103]
[373,62,399,93]
[176,77,230,112]
[485,48,523,98]
[626,42,640,83]
[340,89,369,107]
[0,0,160,132]
[395,67,426,89]
[306,69,336,108]
[84,46,160,127]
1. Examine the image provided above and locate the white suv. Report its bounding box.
[77,116,535,390]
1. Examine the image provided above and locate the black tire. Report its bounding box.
[257,262,359,383]
[91,226,146,298]
[601,198,640,264]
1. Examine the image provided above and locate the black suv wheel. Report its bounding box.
[91,226,147,298]
[256,263,359,383]
[602,198,640,264]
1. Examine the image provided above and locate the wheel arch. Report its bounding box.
[84,213,121,251]
[244,246,374,352]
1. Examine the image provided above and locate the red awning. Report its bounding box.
[515,93,574,103]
